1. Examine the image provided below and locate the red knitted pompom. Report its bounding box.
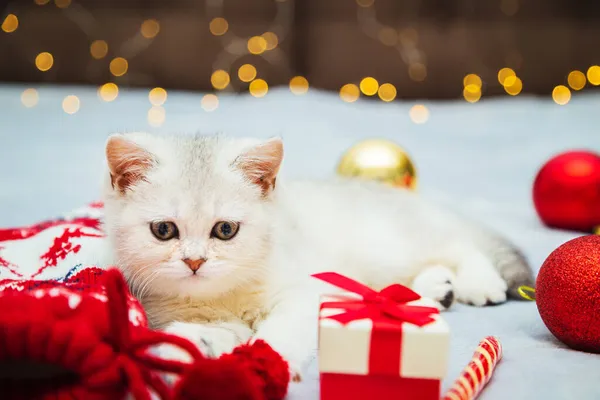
[173,340,290,400]
[173,356,263,400]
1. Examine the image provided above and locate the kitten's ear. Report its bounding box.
[235,137,284,196]
[105,134,154,194]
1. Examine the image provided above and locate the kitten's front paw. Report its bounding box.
[159,321,252,361]
[411,265,456,310]
[455,268,507,307]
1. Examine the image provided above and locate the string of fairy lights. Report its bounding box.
[2,0,600,128]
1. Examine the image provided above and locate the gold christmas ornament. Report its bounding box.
[594,226,600,235]
[336,139,417,189]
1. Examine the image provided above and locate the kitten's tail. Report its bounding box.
[478,233,536,300]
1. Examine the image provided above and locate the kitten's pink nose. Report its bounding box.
[183,258,206,273]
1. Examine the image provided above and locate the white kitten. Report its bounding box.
[102,132,533,381]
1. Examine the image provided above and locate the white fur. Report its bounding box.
[102,132,517,381]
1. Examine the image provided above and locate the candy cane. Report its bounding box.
[442,336,503,400]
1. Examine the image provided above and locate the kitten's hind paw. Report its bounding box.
[411,265,456,310]
[455,265,507,307]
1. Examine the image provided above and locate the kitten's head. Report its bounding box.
[102,132,283,300]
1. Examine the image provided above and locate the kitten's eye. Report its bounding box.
[211,221,240,241]
[150,221,179,241]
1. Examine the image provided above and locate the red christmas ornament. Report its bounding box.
[533,150,600,232]
[535,235,600,353]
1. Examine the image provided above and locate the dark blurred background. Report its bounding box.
[2,0,600,101]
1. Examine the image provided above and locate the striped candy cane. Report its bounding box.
[442,336,503,400]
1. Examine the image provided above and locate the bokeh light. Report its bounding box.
[586,66,600,86]
[409,104,429,124]
[377,83,397,102]
[209,17,229,36]
[149,87,167,106]
[54,0,71,9]
[552,85,571,105]
[463,74,482,90]
[211,70,230,90]
[262,32,278,50]
[148,106,166,127]
[247,36,267,55]
[98,83,119,102]
[340,84,360,103]
[249,79,269,97]
[497,68,516,86]
[201,94,219,112]
[109,57,128,77]
[360,77,379,96]
[378,27,398,46]
[289,76,309,95]
[21,89,39,108]
[62,95,80,114]
[35,52,54,72]
[504,77,523,95]
[567,71,586,91]
[35,0,50,4]
[463,87,482,103]
[1,14,18,33]
[500,0,519,16]
[408,63,427,82]
[356,0,375,7]
[238,64,257,83]
[90,40,108,59]
[141,19,160,39]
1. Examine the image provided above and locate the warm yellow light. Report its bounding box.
[90,40,108,60]
[62,95,80,114]
[552,85,571,105]
[409,104,429,124]
[148,106,166,127]
[109,57,128,77]
[567,71,586,91]
[247,36,267,55]
[249,79,268,98]
[34,0,50,4]
[340,84,360,103]
[238,64,257,83]
[378,27,397,46]
[35,52,54,72]
[201,94,219,112]
[497,67,516,86]
[54,0,71,9]
[408,63,427,82]
[377,83,397,102]
[463,74,482,89]
[141,19,160,39]
[1,14,18,33]
[262,32,278,50]
[21,88,39,108]
[209,17,228,36]
[211,70,230,90]
[98,83,119,102]
[463,87,481,103]
[149,87,167,106]
[503,77,522,96]
[289,76,309,95]
[360,77,379,96]
[586,66,600,86]
[356,0,375,7]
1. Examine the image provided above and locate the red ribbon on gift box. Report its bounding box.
[313,272,439,376]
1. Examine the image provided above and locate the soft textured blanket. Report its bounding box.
[2,84,599,399]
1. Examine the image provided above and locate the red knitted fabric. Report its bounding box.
[0,203,290,400]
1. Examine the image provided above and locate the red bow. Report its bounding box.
[312,272,439,326]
